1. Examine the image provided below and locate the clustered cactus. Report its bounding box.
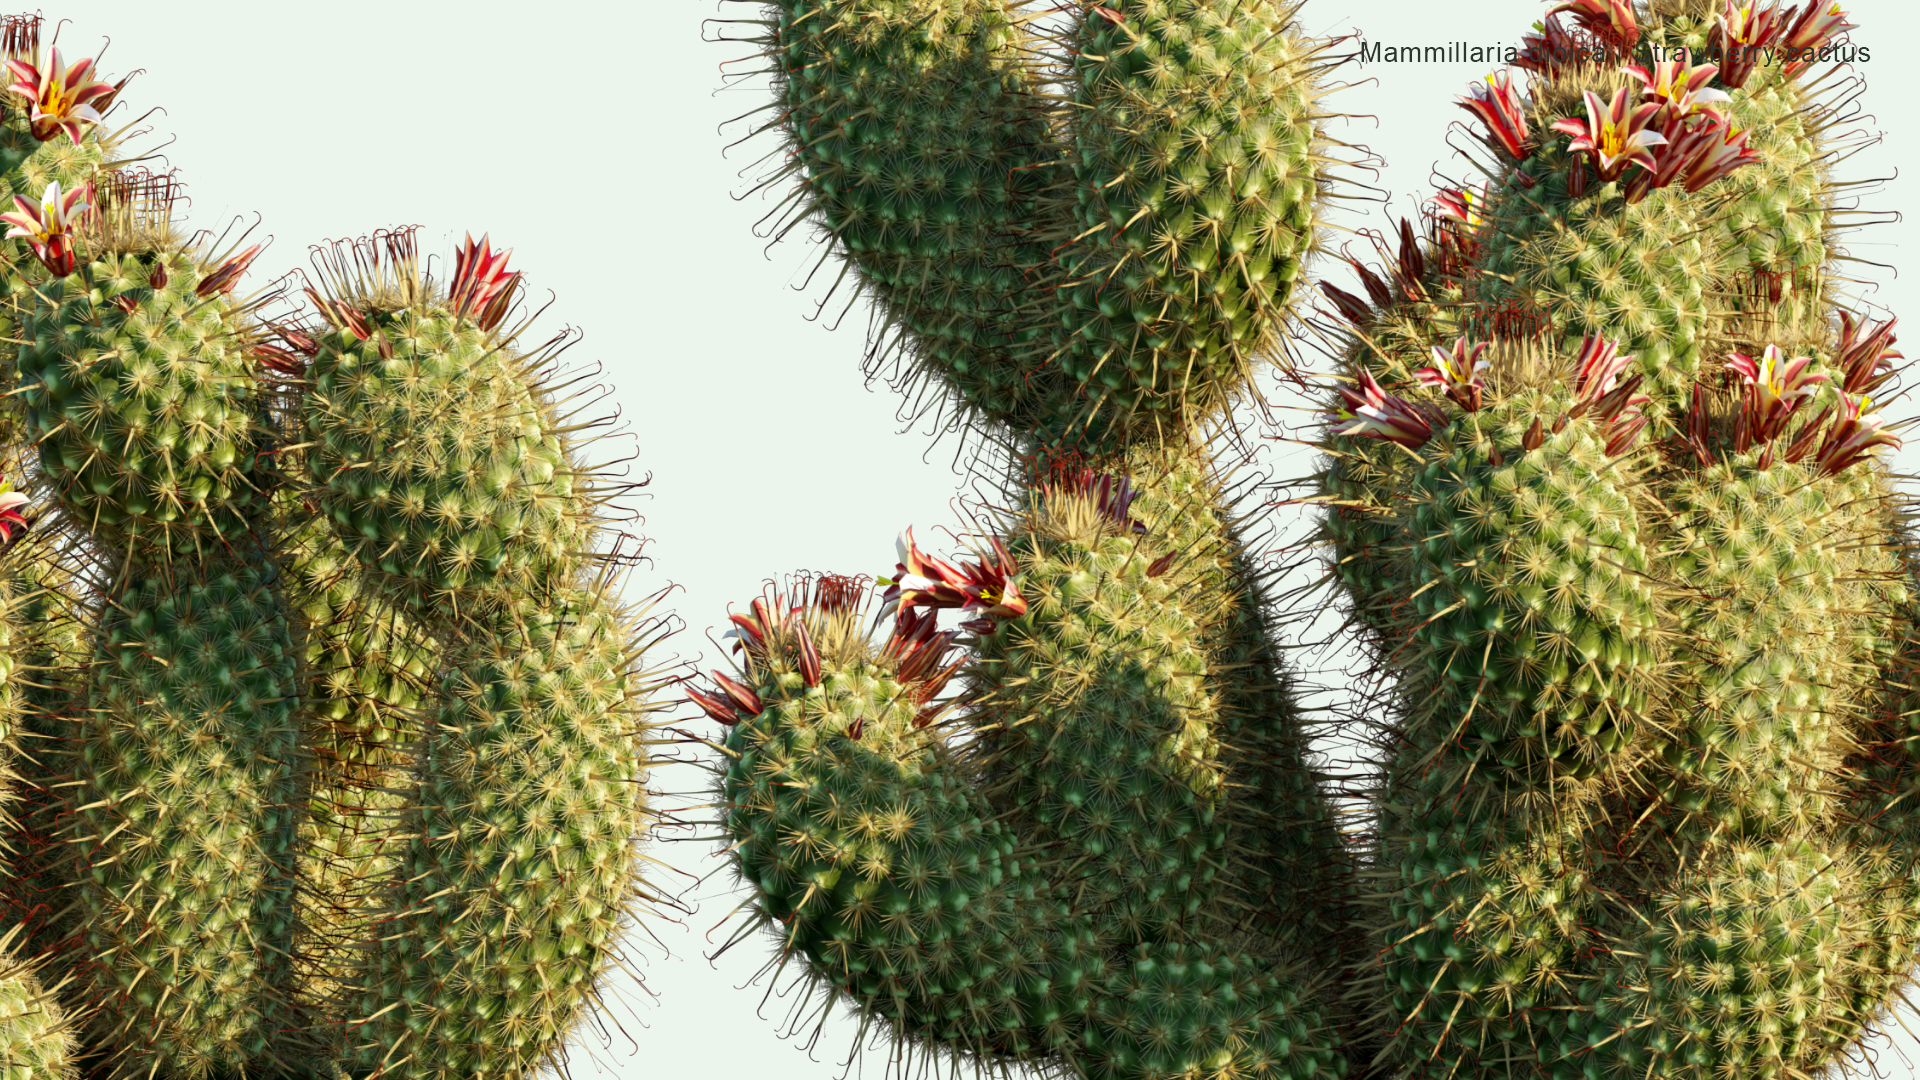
[0,14,664,1078]
[697,0,1920,1079]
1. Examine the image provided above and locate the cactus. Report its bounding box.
[1319,1,1920,1077]
[0,14,666,1078]
[700,0,1367,1077]
[702,0,1920,1078]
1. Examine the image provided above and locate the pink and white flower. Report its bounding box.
[0,179,89,276]
[1677,122,1760,192]
[1835,311,1901,394]
[1709,1,1791,89]
[1551,87,1668,182]
[1460,71,1533,162]
[879,528,1027,633]
[1727,344,1826,447]
[1813,392,1900,475]
[1330,370,1434,448]
[1625,58,1730,124]
[0,484,24,543]
[1782,1,1857,77]
[3,47,115,144]
[1415,337,1490,412]
[1572,335,1634,400]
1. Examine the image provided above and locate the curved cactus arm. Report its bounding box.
[739,0,1068,429]
[72,555,310,1076]
[710,462,1351,1080]
[1055,0,1333,438]
[341,585,659,1080]
[738,0,1336,445]
[299,229,600,621]
[275,498,440,1027]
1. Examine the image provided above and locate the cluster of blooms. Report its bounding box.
[1551,58,1757,203]
[1460,1,1854,202]
[690,576,966,736]
[1710,0,1856,87]
[1331,335,1651,459]
[1693,319,1903,473]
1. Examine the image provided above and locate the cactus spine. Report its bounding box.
[0,13,665,1077]
[706,0,1920,1078]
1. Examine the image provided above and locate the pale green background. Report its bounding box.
[39,0,1920,1075]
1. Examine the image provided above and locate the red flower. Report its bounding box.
[1551,87,1667,183]
[879,528,1027,632]
[447,232,519,331]
[1329,371,1434,449]
[3,47,115,144]
[1414,337,1490,413]
[1726,344,1826,449]
[1834,311,1901,395]
[1708,0,1791,89]
[0,485,25,543]
[1812,392,1900,476]
[1460,71,1533,162]
[197,244,262,298]
[1781,2,1856,78]
[1547,0,1640,51]
[0,179,88,276]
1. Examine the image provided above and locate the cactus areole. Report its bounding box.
[701,0,1920,1079]
[0,12,666,1078]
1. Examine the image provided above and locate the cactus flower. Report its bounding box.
[3,46,115,144]
[1416,337,1490,412]
[1514,14,1584,79]
[196,244,261,298]
[879,528,1027,630]
[1460,71,1533,161]
[1710,1,1791,88]
[1625,59,1729,123]
[0,179,89,276]
[1728,345,1826,446]
[1432,186,1486,229]
[1571,336,1634,400]
[1813,392,1900,475]
[448,231,519,331]
[0,487,24,543]
[1835,311,1901,394]
[1782,1,1856,77]
[1677,122,1759,192]
[1552,88,1668,182]
[1330,371,1433,448]
[1548,0,1639,49]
